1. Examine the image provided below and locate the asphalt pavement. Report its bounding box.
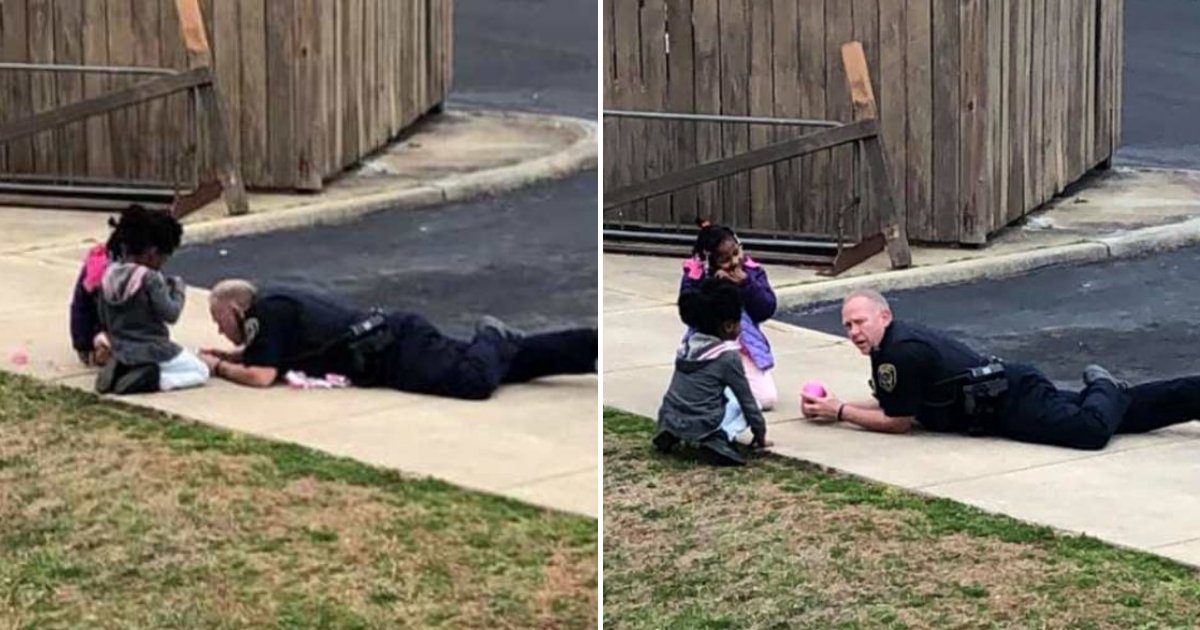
[1116,0,1200,169]
[170,0,599,337]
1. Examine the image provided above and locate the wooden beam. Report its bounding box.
[841,42,879,128]
[174,0,211,61]
[0,68,212,145]
[841,41,912,269]
[603,119,877,210]
[198,84,249,216]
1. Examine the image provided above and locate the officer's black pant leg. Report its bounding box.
[502,328,597,384]
[1118,376,1200,433]
[391,316,513,401]
[431,332,515,400]
[1001,367,1129,450]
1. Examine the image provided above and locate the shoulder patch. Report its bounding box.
[877,363,898,393]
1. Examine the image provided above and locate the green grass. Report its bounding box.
[0,371,597,629]
[603,408,1200,629]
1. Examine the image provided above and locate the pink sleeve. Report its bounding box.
[81,245,110,292]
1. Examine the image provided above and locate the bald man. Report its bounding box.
[800,289,1200,450]
[199,280,596,400]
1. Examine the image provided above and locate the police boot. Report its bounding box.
[476,315,524,345]
[698,435,746,467]
[1083,364,1129,391]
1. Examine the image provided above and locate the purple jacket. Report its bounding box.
[680,256,777,370]
[69,245,110,357]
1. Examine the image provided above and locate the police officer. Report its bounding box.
[800,289,1200,450]
[198,279,596,400]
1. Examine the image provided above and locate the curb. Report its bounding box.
[773,216,1200,309]
[182,113,596,245]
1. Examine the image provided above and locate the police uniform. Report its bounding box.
[242,288,596,400]
[869,320,990,433]
[871,320,1200,450]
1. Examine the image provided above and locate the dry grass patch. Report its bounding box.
[0,372,596,629]
[604,409,1200,629]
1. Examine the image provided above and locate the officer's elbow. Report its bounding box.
[885,417,914,434]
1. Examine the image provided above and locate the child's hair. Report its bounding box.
[692,218,739,270]
[679,277,743,337]
[106,205,183,260]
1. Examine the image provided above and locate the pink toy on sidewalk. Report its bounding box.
[800,380,827,417]
[10,349,29,367]
[285,371,351,390]
[801,380,827,398]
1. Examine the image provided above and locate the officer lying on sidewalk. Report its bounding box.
[800,289,1200,450]
[198,279,596,400]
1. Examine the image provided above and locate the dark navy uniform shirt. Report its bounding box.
[242,288,366,379]
[869,320,989,432]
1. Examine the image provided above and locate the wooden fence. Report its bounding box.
[604,0,1124,245]
[0,0,453,191]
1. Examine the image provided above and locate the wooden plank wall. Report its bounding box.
[0,0,454,191]
[603,0,1125,245]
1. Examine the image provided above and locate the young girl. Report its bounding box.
[680,219,779,409]
[655,278,768,466]
[94,206,209,394]
[69,229,123,366]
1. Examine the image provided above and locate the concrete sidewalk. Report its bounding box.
[604,166,1200,566]
[0,108,597,517]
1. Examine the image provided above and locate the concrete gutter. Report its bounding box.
[775,216,1200,308]
[182,114,597,245]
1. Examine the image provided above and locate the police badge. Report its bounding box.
[877,363,898,393]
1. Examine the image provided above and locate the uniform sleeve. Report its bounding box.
[740,264,777,323]
[145,271,186,324]
[241,300,297,370]
[874,342,936,418]
[723,353,767,436]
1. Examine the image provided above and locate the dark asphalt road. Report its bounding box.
[448,0,597,119]
[1117,0,1200,168]
[174,175,597,337]
[171,0,598,337]
[779,247,1200,387]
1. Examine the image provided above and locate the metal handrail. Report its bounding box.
[604,109,842,128]
[0,62,179,76]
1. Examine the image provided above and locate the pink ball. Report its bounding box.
[801,381,826,399]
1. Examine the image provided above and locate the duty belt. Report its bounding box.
[938,358,1009,436]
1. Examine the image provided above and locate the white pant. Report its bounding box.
[720,387,762,441]
[158,349,210,391]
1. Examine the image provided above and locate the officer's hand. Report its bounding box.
[200,348,230,361]
[801,392,843,423]
[198,352,220,370]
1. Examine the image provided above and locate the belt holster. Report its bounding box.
[345,310,395,380]
[959,360,1008,436]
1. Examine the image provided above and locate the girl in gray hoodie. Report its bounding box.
[654,278,768,466]
[95,206,209,394]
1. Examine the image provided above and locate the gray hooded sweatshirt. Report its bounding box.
[98,262,185,365]
[657,332,767,442]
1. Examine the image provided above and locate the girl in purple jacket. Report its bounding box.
[680,220,779,410]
